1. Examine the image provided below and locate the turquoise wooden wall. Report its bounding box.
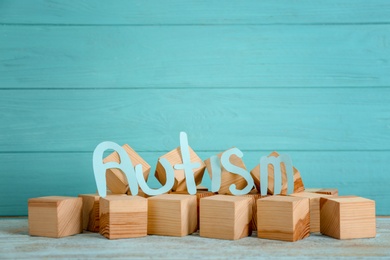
[1,1,389,215]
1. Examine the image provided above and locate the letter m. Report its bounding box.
[259,154,294,196]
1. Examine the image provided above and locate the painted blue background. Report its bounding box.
[1,1,389,215]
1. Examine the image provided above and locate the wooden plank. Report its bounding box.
[1,25,390,89]
[1,151,389,216]
[0,218,389,258]
[0,88,389,151]
[1,1,390,25]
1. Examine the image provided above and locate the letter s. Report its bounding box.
[220,148,254,195]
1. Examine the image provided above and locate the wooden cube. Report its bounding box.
[78,194,100,232]
[305,188,338,196]
[257,196,310,242]
[320,196,376,239]
[99,195,147,239]
[204,148,249,195]
[250,151,305,195]
[155,146,205,192]
[148,194,197,236]
[290,192,333,232]
[200,195,252,240]
[28,196,82,238]
[104,144,150,195]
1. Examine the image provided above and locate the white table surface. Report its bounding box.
[1,217,389,259]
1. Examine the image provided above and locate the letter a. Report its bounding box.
[92,141,139,197]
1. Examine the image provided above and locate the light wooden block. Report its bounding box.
[155,146,205,192]
[305,188,338,196]
[200,195,252,240]
[320,196,376,239]
[250,151,305,195]
[104,144,151,195]
[99,195,147,239]
[257,196,310,242]
[28,196,83,238]
[78,194,100,232]
[148,194,197,236]
[290,192,333,232]
[204,148,249,195]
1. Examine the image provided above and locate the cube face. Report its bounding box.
[78,194,100,232]
[290,192,332,233]
[340,200,376,239]
[104,144,151,194]
[200,195,252,240]
[100,196,147,239]
[155,146,205,192]
[204,149,248,195]
[28,196,82,238]
[257,196,310,242]
[250,151,305,195]
[320,196,376,239]
[148,194,197,237]
[320,198,340,238]
[28,200,58,238]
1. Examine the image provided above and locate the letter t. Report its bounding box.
[174,132,200,195]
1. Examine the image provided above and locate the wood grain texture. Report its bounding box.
[99,195,147,239]
[1,151,390,216]
[0,89,389,152]
[147,194,197,237]
[1,25,389,89]
[199,195,252,240]
[257,196,310,242]
[28,196,82,238]
[1,1,390,24]
[320,196,376,239]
